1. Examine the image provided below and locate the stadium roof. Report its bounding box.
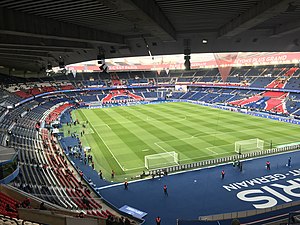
[1,0,300,74]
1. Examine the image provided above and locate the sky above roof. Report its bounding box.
[63,52,300,73]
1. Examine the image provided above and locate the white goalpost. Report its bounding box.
[235,138,264,154]
[145,151,179,169]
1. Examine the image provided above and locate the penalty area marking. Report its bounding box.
[155,140,218,157]
[154,138,236,158]
[154,142,180,166]
[154,142,170,154]
[191,127,268,139]
[205,147,218,155]
[178,152,230,163]
[154,136,194,145]
[122,165,146,172]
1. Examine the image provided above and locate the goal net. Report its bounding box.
[235,138,264,154]
[145,151,179,169]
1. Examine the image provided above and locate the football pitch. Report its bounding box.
[62,102,300,181]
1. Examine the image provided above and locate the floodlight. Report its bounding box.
[99,63,109,73]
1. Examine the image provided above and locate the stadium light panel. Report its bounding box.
[100,63,109,73]
[184,55,191,70]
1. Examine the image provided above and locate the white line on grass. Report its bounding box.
[155,139,219,157]
[81,111,125,171]
[155,136,194,145]
[93,124,111,130]
[154,142,180,165]
[178,152,229,163]
[123,165,146,171]
[153,128,267,146]
[205,147,218,155]
[154,138,235,157]
[154,142,169,153]
[191,127,270,139]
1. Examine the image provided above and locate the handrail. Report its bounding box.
[0,215,18,225]
[199,199,300,221]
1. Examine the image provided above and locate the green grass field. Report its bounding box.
[61,102,300,181]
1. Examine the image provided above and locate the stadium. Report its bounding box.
[1,1,300,225]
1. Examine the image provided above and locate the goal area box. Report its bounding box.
[145,152,179,169]
[235,138,264,154]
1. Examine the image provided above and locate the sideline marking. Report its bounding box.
[93,124,111,130]
[81,110,125,171]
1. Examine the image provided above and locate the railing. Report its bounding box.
[0,215,18,225]
[149,144,300,175]
[175,194,300,225]
[198,199,300,221]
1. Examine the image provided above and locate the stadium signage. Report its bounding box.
[223,169,300,209]
[66,52,300,72]
[236,54,288,64]
[119,205,147,219]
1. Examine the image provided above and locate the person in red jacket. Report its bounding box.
[163,185,168,196]
[221,170,225,179]
[156,216,161,225]
[266,161,271,170]
[124,181,128,190]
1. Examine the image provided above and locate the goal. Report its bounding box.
[145,152,179,169]
[235,138,264,154]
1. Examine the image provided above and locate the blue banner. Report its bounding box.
[119,205,147,219]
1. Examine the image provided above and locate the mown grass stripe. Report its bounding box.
[93,108,161,169]
[76,110,125,176]
[115,106,197,159]
[61,102,300,181]
[121,105,222,159]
